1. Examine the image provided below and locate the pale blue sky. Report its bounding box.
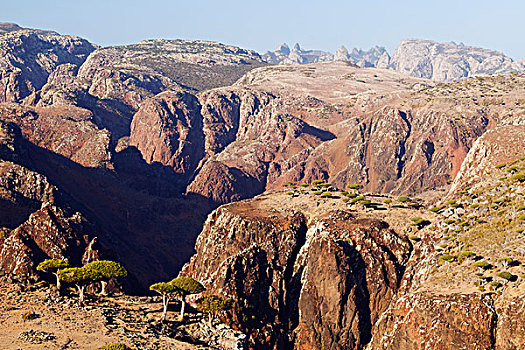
[2,0,524,59]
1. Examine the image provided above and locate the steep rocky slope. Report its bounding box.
[181,191,417,349]
[381,39,525,81]
[0,28,97,103]
[182,132,525,349]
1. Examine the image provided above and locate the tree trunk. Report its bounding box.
[161,294,169,321]
[54,273,61,290]
[180,296,186,321]
[78,285,85,304]
[208,312,213,325]
[100,280,108,295]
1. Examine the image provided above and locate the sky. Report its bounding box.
[2,0,524,59]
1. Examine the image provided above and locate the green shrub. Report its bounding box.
[342,198,350,202]
[461,251,476,257]
[312,180,324,184]
[429,206,440,212]
[286,191,294,195]
[346,184,363,189]
[519,215,525,221]
[397,196,411,203]
[410,217,424,225]
[439,254,454,262]
[21,312,39,320]
[495,163,506,169]
[313,191,322,195]
[497,271,513,281]
[512,173,525,182]
[321,192,332,197]
[300,183,309,187]
[490,281,503,289]
[383,199,392,204]
[346,193,357,198]
[408,235,421,242]
[474,261,491,269]
[358,200,371,206]
[95,344,133,350]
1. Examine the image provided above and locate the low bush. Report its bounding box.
[95,344,133,350]
[497,271,513,281]
[346,184,363,190]
[461,251,476,257]
[397,196,411,203]
[21,312,39,320]
[512,173,525,182]
[439,254,454,262]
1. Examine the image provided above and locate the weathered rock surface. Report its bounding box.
[385,39,525,81]
[129,90,204,183]
[0,28,96,103]
[182,193,412,349]
[0,103,111,168]
[449,125,525,194]
[78,39,266,93]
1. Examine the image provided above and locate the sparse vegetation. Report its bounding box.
[21,311,39,320]
[195,295,232,324]
[95,343,133,350]
[84,261,128,295]
[37,259,70,290]
[397,196,411,203]
[170,277,205,321]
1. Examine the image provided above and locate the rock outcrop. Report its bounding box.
[0,28,96,103]
[0,120,100,280]
[78,39,266,93]
[262,43,387,68]
[385,39,525,81]
[182,193,412,349]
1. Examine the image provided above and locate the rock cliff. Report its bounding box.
[182,193,413,349]
[385,39,525,81]
[0,28,96,103]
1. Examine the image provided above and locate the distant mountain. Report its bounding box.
[262,43,387,67]
[0,22,57,35]
[263,39,525,82]
[379,39,525,81]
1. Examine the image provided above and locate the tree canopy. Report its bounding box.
[36,259,70,273]
[170,276,205,297]
[57,267,103,284]
[85,260,128,281]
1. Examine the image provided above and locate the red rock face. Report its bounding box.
[449,125,525,194]
[0,103,111,168]
[129,91,204,180]
[0,203,95,279]
[370,292,497,349]
[181,200,411,349]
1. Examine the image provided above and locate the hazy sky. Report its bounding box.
[3,0,524,59]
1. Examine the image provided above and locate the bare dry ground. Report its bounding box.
[0,280,211,350]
